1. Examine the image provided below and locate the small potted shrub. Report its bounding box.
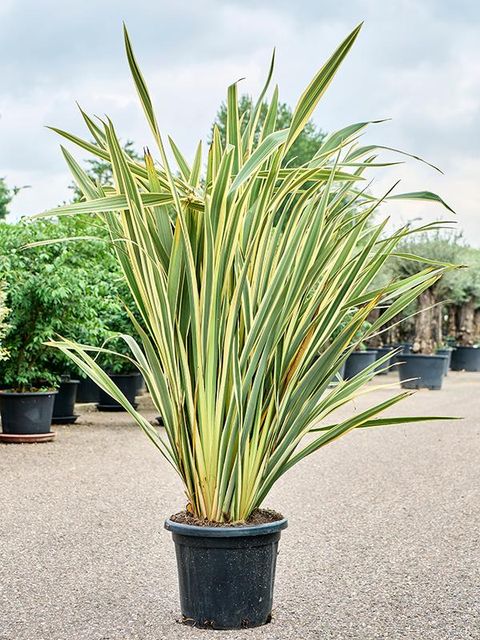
[37,24,455,629]
[0,219,100,440]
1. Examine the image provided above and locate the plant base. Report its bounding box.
[344,350,378,379]
[0,432,55,443]
[0,391,57,435]
[97,373,141,411]
[165,515,287,630]
[76,378,100,403]
[450,346,480,372]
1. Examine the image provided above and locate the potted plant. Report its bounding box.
[0,219,100,441]
[36,24,455,628]
[445,247,480,371]
[386,234,460,390]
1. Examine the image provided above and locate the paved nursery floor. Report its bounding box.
[1,372,479,640]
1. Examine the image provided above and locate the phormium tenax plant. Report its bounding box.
[33,23,458,629]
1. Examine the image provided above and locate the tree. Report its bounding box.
[444,247,480,345]
[213,95,326,167]
[387,232,462,353]
[0,177,24,220]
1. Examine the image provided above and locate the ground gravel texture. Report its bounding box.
[1,372,479,640]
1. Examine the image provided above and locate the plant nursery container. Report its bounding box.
[344,350,377,379]
[165,516,288,630]
[436,348,453,376]
[52,379,79,424]
[450,346,480,372]
[76,377,100,403]
[97,372,140,411]
[398,354,447,390]
[374,346,396,375]
[0,390,57,436]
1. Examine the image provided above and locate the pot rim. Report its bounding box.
[165,517,288,537]
[400,354,447,360]
[0,390,58,396]
[350,350,378,355]
[454,345,479,350]
[107,372,141,379]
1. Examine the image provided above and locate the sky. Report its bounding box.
[0,0,479,242]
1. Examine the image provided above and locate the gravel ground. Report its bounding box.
[0,372,479,640]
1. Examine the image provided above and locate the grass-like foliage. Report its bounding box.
[36,24,455,522]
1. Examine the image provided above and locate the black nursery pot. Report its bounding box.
[165,517,288,630]
[97,372,140,411]
[344,350,377,379]
[436,348,453,376]
[52,380,79,423]
[76,377,100,404]
[0,390,57,434]
[398,354,447,390]
[450,346,480,372]
[375,346,396,375]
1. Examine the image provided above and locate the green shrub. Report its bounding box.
[0,216,138,390]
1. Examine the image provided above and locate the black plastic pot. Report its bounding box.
[165,517,288,630]
[0,390,57,434]
[76,377,100,404]
[398,354,447,390]
[97,372,140,411]
[436,348,453,376]
[52,380,79,424]
[344,350,377,379]
[450,346,480,372]
[375,346,396,375]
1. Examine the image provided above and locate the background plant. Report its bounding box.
[0,216,138,390]
[386,231,461,353]
[38,24,455,522]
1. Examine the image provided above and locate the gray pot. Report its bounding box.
[344,350,378,379]
[398,354,447,390]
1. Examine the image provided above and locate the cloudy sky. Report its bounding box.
[1,0,479,241]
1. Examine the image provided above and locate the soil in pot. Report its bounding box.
[76,377,100,404]
[436,348,453,376]
[0,390,57,436]
[52,380,79,424]
[450,346,480,372]
[398,354,447,390]
[344,350,377,380]
[97,372,140,411]
[165,509,287,630]
[374,346,396,375]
